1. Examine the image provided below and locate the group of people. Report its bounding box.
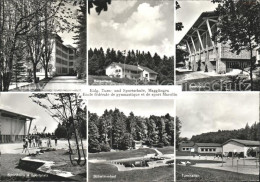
[22,135,58,154]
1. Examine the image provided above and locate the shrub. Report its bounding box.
[157,143,164,148]
[100,143,111,152]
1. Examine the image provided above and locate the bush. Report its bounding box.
[157,143,164,148]
[100,143,111,152]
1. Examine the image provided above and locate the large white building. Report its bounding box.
[222,139,260,157]
[0,109,34,143]
[36,34,77,76]
[105,62,158,82]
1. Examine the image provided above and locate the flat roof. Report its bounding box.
[195,143,222,147]
[0,108,35,120]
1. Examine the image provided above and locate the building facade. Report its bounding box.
[178,141,195,152]
[179,11,259,73]
[194,143,222,154]
[0,109,34,143]
[37,34,77,76]
[105,62,158,82]
[222,139,259,157]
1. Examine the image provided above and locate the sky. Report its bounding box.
[177,93,259,139]
[88,99,175,117]
[176,0,218,44]
[0,93,60,133]
[88,0,174,57]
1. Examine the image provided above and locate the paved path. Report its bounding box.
[43,76,86,91]
[0,139,86,154]
[177,155,259,175]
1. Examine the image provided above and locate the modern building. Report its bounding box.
[37,34,77,76]
[222,139,260,157]
[178,141,195,152]
[179,11,259,73]
[0,109,34,143]
[105,62,158,82]
[194,143,222,154]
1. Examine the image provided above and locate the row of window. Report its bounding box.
[200,148,216,152]
[182,147,192,151]
[56,57,68,66]
[56,66,68,74]
[56,41,75,55]
[56,48,69,59]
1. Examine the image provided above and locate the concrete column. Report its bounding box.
[196,30,204,50]
[190,36,197,53]
[206,19,215,47]
[185,40,191,55]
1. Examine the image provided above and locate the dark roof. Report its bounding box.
[179,141,195,147]
[108,62,157,74]
[179,11,218,44]
[195,143,222,147]
[0,108,35,120]
[139,66,158,74]
[110,62,141,72]
[223,139,260,147]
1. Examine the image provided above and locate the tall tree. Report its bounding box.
[214,0,260,90]
[74,0,86,79]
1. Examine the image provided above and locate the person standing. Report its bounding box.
[22,137,30,154]
[32,137,36,148]
[55,137,58,147]
[28,136,32,148]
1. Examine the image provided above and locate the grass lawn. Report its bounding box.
[33,149,86,176]
[88,75,136,85]
[156,146,174,154]
[0,154,51,181]
[88,75,157,85]
[89,162,174,182]
[176,165,258,181]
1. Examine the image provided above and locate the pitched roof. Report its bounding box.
[195,143,222,147]
[179,141,195,147]
[109,62,141,72]
[139,66,158,74]
[179,11,218,44]
[108,62,157,74]
[0,108,35,120]
[223,139,260,147]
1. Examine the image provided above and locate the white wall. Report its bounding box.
[0,116,26,135]
[106,65,123,78]
[223,141,245,155]
[197,147,222,153]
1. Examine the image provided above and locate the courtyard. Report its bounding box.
[0,139,87,181]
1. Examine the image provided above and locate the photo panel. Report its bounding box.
[175,0,260,91]
[176,92,260,181]
[0,93,87,181]
[88,99,175,182]
[88,0,174,85]
[0,1,86,92]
